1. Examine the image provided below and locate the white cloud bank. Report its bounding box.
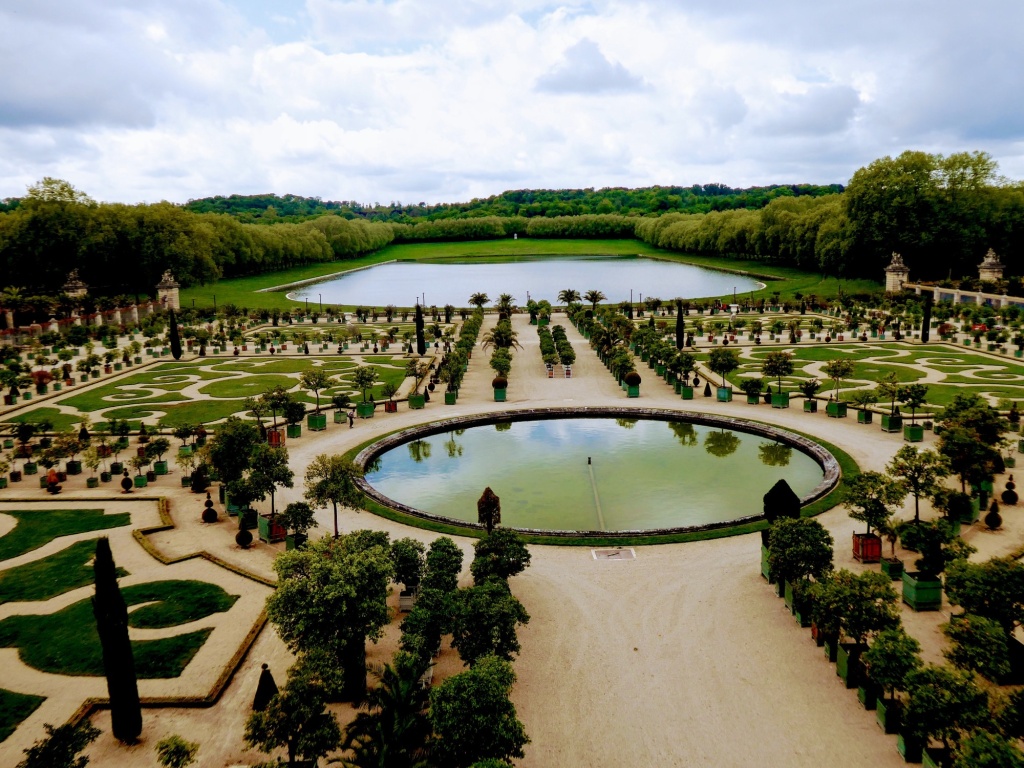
[2,0,1024,204]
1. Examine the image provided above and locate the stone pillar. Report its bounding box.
[48,317,59,334]
[978,249,1005,283]
[127,305,139,324]
[72,314,82,326]
[112,309,122,326]
[93,312,103,327]
[156,271,181,310]
[884,252,910,293]
[4,310,12,329]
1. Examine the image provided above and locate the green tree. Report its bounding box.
[583,289,606,311]
[470,529,531,585]
[299,369,335,413]
[766,517,834,586]
[468,293,490,310]
[266,534,394,701]
[304,453,365,538]
[877,372,902,415]
[339,652,431,768]
[953,730,1024,768]
[428,656,529,768]
[944,557,1024,635]
[451,580,530,666]
[905,665,988,751]
[167,310,182,360]
[761,351,794,393]
[477,487,501,534]
[391,538,427,590]
[707,348,740,388]
[15,722,100,768]
[863,626,921,701]
[242,444,294,520]
[557,289,580,306]
[92,537,141,743]
[886,447,950,523]
[244,667,342,766]
[822,358,855,400]
[155,735,199,768]
[899,383,929,425]
[846,471,906,534]
[353,366,379,403]
[943,614,1011,682]
[422,537,464,593]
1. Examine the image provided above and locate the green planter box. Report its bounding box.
[181,476,192,487]
[134,475,148,488]
[257,514,287,544]
[881,413,903,433]
[0,477,7,489]
[66,460,82,475]
[286,532,308,550]
[760,544,773,582]
[627,385,640,398]
[771,392,790,409]
[857,682,879,711]
[110,461,123,474]
[902,571,942,611]
[307,413,327,431]
[746,394,760,405]
[444,391,457,406]
[357,402,376,418]
[494,388,507,402]
[240,508,258,530]
[825,401,847,418]
[717,386,733,402]
[837,643,865,689]
[881,558,904,581]
[897,734,924,763]
[803,400,817,413]
[114,363,122,371]
[86,477,99,488]
[287,424,301,438]
[153,460,168,475]
[857,409,873,424]
[408,394,426,410]
[903,424,924,442]
[680,386,694,400]
[784,581,796,612]
[823,637,839,663]
[922,747,950,768]
[876,697,902,734]
[334,410,345,423]
[24,462,38,475]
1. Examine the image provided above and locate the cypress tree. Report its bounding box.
[675,300,684,350]
[415,304,426,356]
[92,537,142,743]
[168,309,182,360]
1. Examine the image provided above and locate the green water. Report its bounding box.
[366,418,824,532]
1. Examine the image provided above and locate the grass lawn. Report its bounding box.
[7,408,83,431]
[0,540,128,604]
[0,509,130,561]
[0,688,45,743]
[0,580,236,677]
[180,239,880,312]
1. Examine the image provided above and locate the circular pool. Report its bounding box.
[285,255,763,307]
[356,408,839,537]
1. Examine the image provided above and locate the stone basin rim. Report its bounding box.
[353,406,841,539]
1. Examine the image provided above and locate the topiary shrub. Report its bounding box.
[986,500,1003,530]
[492,376,508,389]
[624,371,642,387]
[235,528,253,548]
[1002,480,1018,505]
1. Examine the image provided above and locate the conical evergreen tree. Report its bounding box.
[415,303,426,356]
[675,300,684,350]
[92,537,142,743]
[168,309,182,360]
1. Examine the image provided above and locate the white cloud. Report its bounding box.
[1,1,1024,203]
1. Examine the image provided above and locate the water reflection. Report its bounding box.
[704,429,741,458]
[758,441,793,467]
[668,421,698,447]
[408,439,432,463]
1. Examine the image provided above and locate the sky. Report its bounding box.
[2,0,1024,205]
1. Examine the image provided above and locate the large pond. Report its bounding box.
[361,413,831,534]
[286,255,762,307]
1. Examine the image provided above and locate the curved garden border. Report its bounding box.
[353,406,841,541]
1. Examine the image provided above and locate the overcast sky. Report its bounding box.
[2,1,1023,205]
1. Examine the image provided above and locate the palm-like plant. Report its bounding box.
[583,290,606,311]
[468,293,490,310]
[494,294,516,315]
[557,289,581,307]
[339,655,431,768]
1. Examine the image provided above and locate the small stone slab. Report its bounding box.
[591,548,636,560]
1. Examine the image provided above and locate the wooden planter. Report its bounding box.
[444,391,457,406]
[857,409,873,424]
[857,680,879,711]
[66,460,82,475]
[760,544,773,582]
[746,394,760,405]
[903,424,924,442]
[267,428,285,446]
[627,385,640,398]
[823,637,839,663]
[881,413,903,433]
[23,462,38,475]
[334,410,345,423]
[286,424,302,438]
[717,386,733,402]
[771,392,790,409]
[408,393,426,409]
[286,532,308,550]
[153,460,168,475]
[902,571,942,611]
[86,477,99,488]
[803,399,818,413]
[258,514,287,544]
[825,401,847,418]
[493,388,507,402]
[897,734,924,763]
[881,558,904,581]
[357,402,376,418]
[852,532,882,563]
[307,413,327,431]
[837,643,866,689]
[680,386,694,400]
[876,697,901,734]
[133,475,148,488]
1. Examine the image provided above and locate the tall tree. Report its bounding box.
[477,487,501,534]
[168,309,182,360]
[92,537,142,743]
[470,529,531,585]
[304,453,365,538]
[886,447,950,522]
[15,722,101,768]
[414,303,426,356]
[245,668,341,766]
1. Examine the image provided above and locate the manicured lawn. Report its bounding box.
[0,688,45,743]
[198,374,298,399]
[7,408,82,431]
[0,509,131,561]
[0,580,237,677]
[0,540,128,604]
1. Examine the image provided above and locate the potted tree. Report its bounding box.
[877,515,904,580]
[492,376,508,402]
[353,365,378,418]
[406,360,427,409]
[381,381,399,413]
[148,437,171,475]
[284,400,306,439]
[740,377,764,405]
[903,665,988,766]
[878,372,903,433]
[624,370,642,398]
[279,501,317,550]
[707,348,739,402]
[331,392,351,423]
[902,519,970,611]
[864,626,922,734]
[762,351,794,408]
[900,384,928,442]
[175,449,196,487]
[0,453,9,488]
[130,455,150,488]
[766,517,834,625]
[799,378,821,413]
[831,570,901,689]
[677,352,696,400]
[53,430,83,475]
[845,388,874,424]
[822,358,853,417]
[847,471,905,563]
[84,446,101,488]
[298,369,333,430]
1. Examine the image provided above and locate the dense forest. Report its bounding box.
[179,183,843,223]
[1,151,1022,295]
